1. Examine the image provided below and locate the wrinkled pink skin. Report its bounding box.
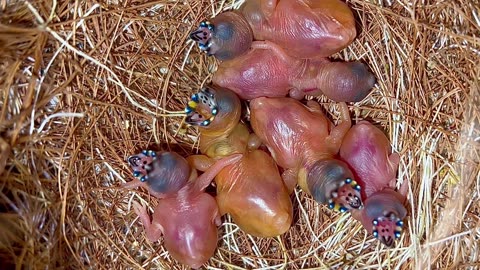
[250,97,363,212]
[124,151,242,269]
[213,41,376,102]
[240,0,357,58]
[339,121,408,247]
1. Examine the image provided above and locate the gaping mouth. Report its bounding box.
[189,21,214,55]
[328,178,363,212]
[127,150,157,182]
[379,235,394,247]
[372,212,404,247]
[185,87,218,127]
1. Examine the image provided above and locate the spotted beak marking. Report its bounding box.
[372,214,404,247]
[189,21,214,55]
[185,87,219,127]
[127,150,157,182]
[328,178,363,212]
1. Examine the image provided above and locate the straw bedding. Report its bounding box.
[0,0,479,269]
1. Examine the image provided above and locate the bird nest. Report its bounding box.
[0,0,479,269]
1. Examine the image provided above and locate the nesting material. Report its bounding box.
[0,0,479,269]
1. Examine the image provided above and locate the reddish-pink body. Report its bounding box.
[124,151,242,268]
[250,97,334,170]
[240,0,357,58]
[339,121,407,247]
[149,192,219,269]
[250,97,363,212]
[340,121,400,198]
[213,41,376,102]
[186,87,293,238]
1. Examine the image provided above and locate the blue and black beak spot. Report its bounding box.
[190,21,214,54]
[345,178,360,191]
[140,149,156,157]
[128,150,157,180]
[395,220,404,237]
[200,119,211,126]
[200,21,214,31]
[192,93,199,102]
[328,201,335,209]
[372,218,380,236]
[198,42,212,52]
[372,214,404,242]
[185,87,219,127]
[328,198,347,212]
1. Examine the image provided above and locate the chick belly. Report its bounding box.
[159,195,218,268]
[215,150,293,237]
[164,225,217,268]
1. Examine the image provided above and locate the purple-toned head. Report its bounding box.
[362,190,407,247]
[127,150,191,196]
[190,12,253,61]
[302,159,363,212]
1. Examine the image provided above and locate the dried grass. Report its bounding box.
[0,0,479,269]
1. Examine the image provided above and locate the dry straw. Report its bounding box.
[0,0,479,269]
